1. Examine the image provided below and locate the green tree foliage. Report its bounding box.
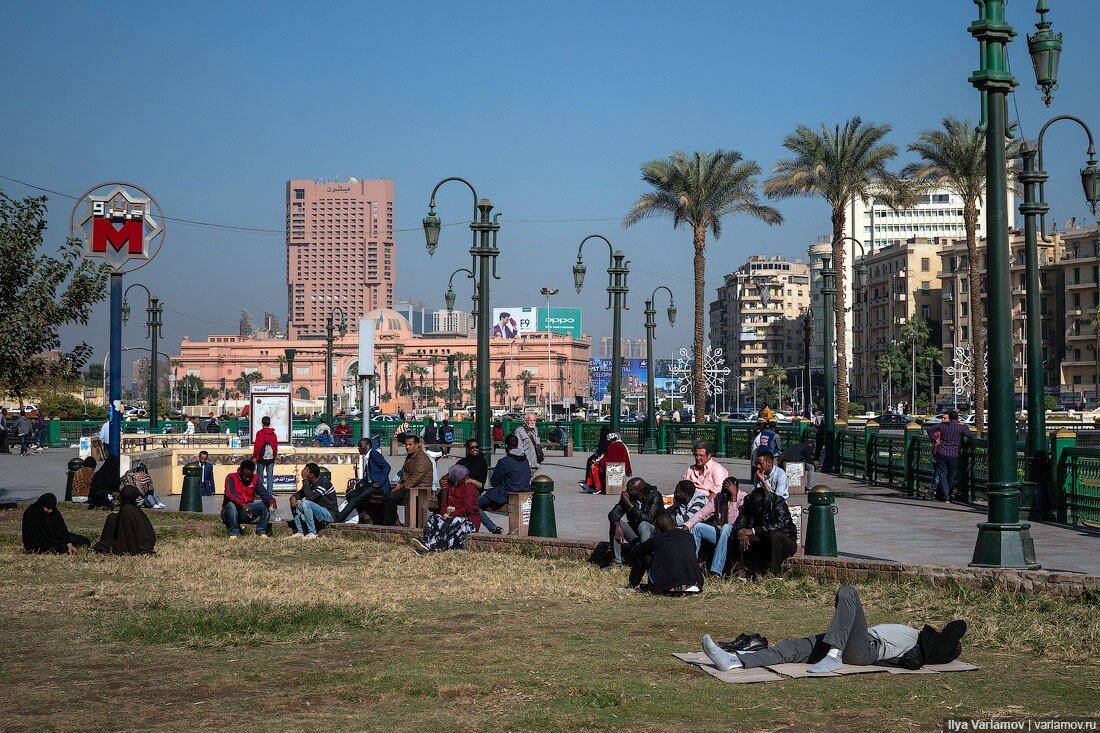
[234,370,263,397]
[625,150,781,423]
[0,193,108,407]
[38,390,105,419]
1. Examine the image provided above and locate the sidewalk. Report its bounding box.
[4,449,1097,575]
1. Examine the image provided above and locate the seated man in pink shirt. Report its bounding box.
[682,441,730,499]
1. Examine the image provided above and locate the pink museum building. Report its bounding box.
[174,309,592,416]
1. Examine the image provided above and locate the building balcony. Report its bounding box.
[1067,330,1098,341]
[1067,279,1099,290]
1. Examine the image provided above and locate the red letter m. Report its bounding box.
[92,218,144,255]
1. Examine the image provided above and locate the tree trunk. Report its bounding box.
[693,226,707,423]
[964,201,986,435]
[831,208,849,420]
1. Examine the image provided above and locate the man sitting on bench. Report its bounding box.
[701,585,963,673]
[388,434,433,526]
[335,437,391,523]
[480,433,530,534]
[290,462,338,538]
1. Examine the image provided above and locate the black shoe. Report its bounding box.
[721,634,768,652]
[490,527,503,535]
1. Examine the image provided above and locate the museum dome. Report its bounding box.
[365,308,414,336]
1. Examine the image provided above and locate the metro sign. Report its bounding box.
[72,184,163,271]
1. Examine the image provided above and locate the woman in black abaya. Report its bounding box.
[92,484,157,555]
[22,493,90,554]
[87,456,121,509]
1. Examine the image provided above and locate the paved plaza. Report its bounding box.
[2,448,1097,574]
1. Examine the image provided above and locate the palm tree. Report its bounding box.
[764,117,906,421]
[624,150,782,421]
[378,354,393,396]
[492,378,510,407]
[903,117,1014,434]
[426,355,441,398]
[234,370,263,397]
[518,369,535,406]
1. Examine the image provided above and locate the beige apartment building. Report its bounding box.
[710,255,810,409]
[937,231,1065,407]
[1060,226,1100,407]
[852,238,944,409]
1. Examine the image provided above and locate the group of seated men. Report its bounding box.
[607,440,805,592]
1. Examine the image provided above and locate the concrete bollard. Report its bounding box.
[804,484,838,557]
[65,457,83,502]
[180,462,204,513]
[528,474,557,538]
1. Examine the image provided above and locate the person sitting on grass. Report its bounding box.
[622,511,703,594]
[731,487,798,577]
[22,493,91,554]
[668,480,708,528]
[412,464,481,554]
[71,457,96,503]
[87,456,121,509]
[92,483,157,555]
[606,477,664,569]
[289,462,338,538]
[684,476,747,577]
[700,585,965,674]
[479,433,531,534]
[221,459,276,538]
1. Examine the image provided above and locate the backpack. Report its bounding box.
[442,426,454,443]
[528,427,545,463]
[261,441,274,461]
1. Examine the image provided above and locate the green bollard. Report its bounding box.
[804,485,838,557]
[528,474,557,538]
[65,457,83,502]
[180,462,204,513]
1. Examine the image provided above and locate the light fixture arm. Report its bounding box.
[1034,115,1099,240]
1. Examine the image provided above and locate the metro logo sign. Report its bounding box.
[71,183,164,272]
[92,217,145,255]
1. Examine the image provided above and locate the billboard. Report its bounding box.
[538,307,583,339]
[492,307,537,338]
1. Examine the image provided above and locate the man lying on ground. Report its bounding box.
[701,585,966,673]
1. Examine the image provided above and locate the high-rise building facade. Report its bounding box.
[598,337,646,359]
[431,309,475,335]
[286,178,395,338]
[1060,226,1100,407]
[710,255,811,409]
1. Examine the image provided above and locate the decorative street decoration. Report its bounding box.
[673,345,730,398]
[946,346,973,398]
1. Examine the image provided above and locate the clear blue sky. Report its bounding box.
[4,0,1098,377]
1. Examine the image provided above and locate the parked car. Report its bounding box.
[371,414,400,422]
[872,413,912,427]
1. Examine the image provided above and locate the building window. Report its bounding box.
[921,258,930,271]
[294,189,305,200]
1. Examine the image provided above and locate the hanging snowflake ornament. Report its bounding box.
[674,345,730,397]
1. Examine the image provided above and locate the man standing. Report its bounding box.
[752,450,789,500]
[925,410,972,502]
[682,441,729,499]
[928,413,948,499]
[0,408,10,454]
[751,420,782,463]
[252,416,279,498]
[515,413,543,473]
[15,411,34,457]
[197,450,216,497]
[33,410,47,451]
[334,436,391,523]
[607,477,664,568]
[388,434,433,526]
[99,418,110,452]
[221,459,276,538]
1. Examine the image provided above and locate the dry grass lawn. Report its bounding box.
[0,506,1096,732]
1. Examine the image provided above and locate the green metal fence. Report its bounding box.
[1059,447,1100,524]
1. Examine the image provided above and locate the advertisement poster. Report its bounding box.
[538,307,583,339]
[491,307,537,338]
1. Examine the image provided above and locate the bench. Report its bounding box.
[389,439,460,456]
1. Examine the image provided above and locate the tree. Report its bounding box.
[178,374,208,406]
[378,354,393,396]
[625,150,781,423]
[0,193,108,407]
[518,370,535,406]
[759,363,790,409]
[764,117,907,421]
[903,117,1016,434]
[234,370,263,397]
[426,355,440,397]
[492,378,510,407]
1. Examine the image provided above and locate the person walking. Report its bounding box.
[515,413,543,473]
[0,408,11,454]
[15,411,34,457]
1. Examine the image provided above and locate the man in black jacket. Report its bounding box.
[289,462,339,538]
[732,488,798,576]
[624,512,704,593]
[607,477,663,568]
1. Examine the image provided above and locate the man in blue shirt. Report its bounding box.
[925,410,972,502]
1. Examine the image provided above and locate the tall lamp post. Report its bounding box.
[573,235,630,432]
[423,178,500,451]
[820,254,838,472]
[121,284,164,431]
[834,237,869,406]
[540,287,559,419]
[967,0,1062,569]
[643,287,676,452]
[444,267,476,420]
[325,308,347,421]
[1017,114,1100,481]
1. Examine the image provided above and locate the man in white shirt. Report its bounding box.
[99,419,110,447]
[752,450,789,500]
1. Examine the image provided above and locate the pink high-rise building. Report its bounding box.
[286,178,395,338]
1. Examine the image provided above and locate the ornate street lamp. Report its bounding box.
[325,308,347,421]
[1027,0,1062,107]
[820,242,867,473]
[643,286,676,452]
[1017,114,1098,484]
[122,283,164,430]
[573,235,630,431]
[423,178,501,450]
[444,268,475,316]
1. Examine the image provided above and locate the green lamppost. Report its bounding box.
[643,286,676,452]
[967,0,1054,569]
[572,235,630,431]
[423,178,500,451]
[282,348,296,385]
[1018,115,1100,482]
[819,254,838,472]
[834,237,870,407]
[325,307,347,421]
[121,284,163,431]
[444,267,476,420]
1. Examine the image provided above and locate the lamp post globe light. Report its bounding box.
[540,287,559,419]
[643,286,676,453]
[573,235,630,432]
[325,308,348,421]
[423,178,501,451]
[121,283,164,431]
[966,0,1067,569]
[1017,114,1100,481]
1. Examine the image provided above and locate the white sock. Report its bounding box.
[827,647,842,660]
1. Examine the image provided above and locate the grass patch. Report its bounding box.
[110,600,383,648]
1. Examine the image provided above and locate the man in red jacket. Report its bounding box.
[253,416,279,498]
[222,459,276,538]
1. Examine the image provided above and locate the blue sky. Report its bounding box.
[4,0,1099,376]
